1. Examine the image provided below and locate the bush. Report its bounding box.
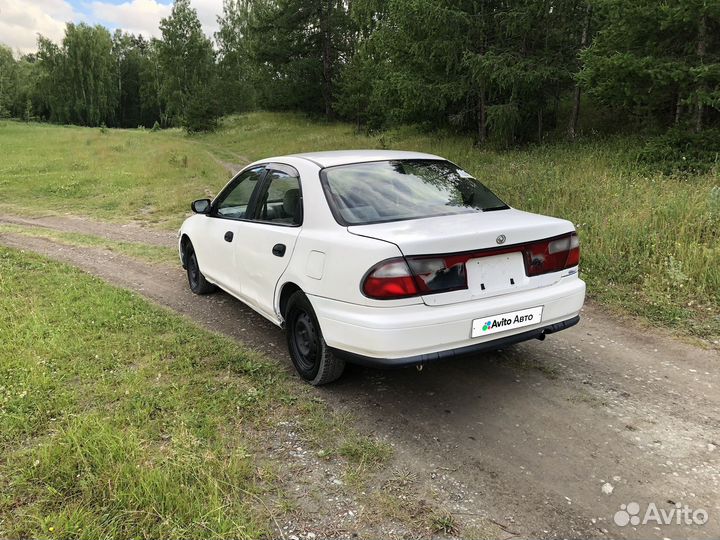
[636,129,720,174]
[150,121,161,132]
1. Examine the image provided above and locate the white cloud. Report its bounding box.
[191,0,223,37]
[0,0,223,55]
[89,0,221,41]
[88,0,171,38]
[0,0,77,55]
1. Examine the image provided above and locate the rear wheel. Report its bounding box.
[285,291,345,385]
[185,243,216,295]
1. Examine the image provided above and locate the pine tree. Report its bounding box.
[579,0,720,130]
[340,0,585,144]
[248,0,353,116]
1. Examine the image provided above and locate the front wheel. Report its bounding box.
[185,243,216,295]
[285,291,345,385]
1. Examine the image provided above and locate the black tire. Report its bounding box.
[285,290,345,385]
[185,243,216,295]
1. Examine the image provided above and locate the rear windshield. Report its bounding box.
[321,159,509,225]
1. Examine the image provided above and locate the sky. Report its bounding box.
[0,0,224,55]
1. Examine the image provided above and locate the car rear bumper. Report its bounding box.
[309,275,585,366]
[330,315,579,367]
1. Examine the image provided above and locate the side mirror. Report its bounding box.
[191,198,211,214]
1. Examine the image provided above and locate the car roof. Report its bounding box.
[288,149,444,168]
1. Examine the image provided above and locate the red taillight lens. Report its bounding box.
[362,258,419,299]
[525,232,580,276]
[363,255,469,299]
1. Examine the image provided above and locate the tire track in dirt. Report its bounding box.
[0,213,177,248]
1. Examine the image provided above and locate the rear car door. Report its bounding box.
[195,166,266,296]
[235,163,303,320]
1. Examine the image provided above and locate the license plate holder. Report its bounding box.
[466,252,525,295]
[471,306,543,338]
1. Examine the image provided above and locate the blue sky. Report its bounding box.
[1,0,221,55]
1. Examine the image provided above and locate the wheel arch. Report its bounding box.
[180,233,192,268]
[277,281,303,324]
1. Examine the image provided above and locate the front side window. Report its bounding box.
[214,166,265,219]
[253,169,302,225]
[322,160,508,226]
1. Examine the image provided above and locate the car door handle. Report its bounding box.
[272,243,286,257]
[224,231,234,242]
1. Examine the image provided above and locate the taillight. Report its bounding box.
[525,232,580,276]
[363,255,468,299]
[406,257,467,293]
[362,258,419,299]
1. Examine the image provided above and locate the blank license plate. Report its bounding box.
[471,306,543,338]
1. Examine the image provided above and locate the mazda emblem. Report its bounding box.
[496,234,506,245]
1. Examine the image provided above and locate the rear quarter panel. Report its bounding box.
[279,228,423,310]
[275,159,424,314]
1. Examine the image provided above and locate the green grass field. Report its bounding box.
[0,122,226,227]
[0,248,398,538]
[1,113,718,340]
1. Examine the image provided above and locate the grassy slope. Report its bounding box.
[0,122,227,228]
[0,248,396,539]
[1,114,718,338]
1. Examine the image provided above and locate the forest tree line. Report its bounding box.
[0,0,718,143]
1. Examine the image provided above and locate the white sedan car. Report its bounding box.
[179,150,585,385]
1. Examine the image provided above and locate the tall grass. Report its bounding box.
[476,141,719,339]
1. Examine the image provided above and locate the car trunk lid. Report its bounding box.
[349,209,575,306]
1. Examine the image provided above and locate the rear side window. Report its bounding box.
[321,160,508,226]
[252,169,303,225]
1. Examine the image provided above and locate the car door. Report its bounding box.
[194,165,266,296]
[234,163,303,320]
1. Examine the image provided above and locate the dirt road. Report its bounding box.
[1,216,718,539]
